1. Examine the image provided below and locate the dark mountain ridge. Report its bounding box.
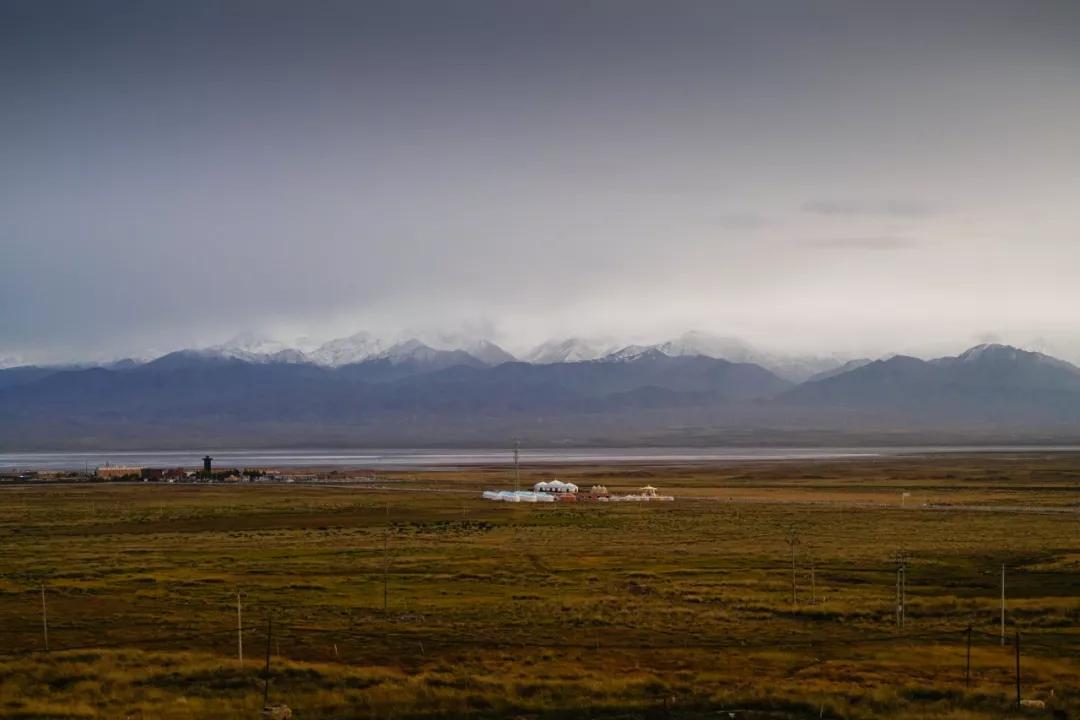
[4,343,1080,449]
[782,344,1080,423]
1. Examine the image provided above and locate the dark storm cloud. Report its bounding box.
[3,0,1080,363]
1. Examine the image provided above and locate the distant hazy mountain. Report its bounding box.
[461,339,516,366]
[783,344,1080,423]
[6,342,1080,449]
[0,365,61,391]
[526,338,613,364]
[328,340,489,383]
[805,358,873,383]
[254,332,516,367]
[655,331,758,360]
[0,355,26,370]
[206,332,303,363]
[0,357,148,391]
[166,329,850,379]
[0,344,789,449]
[652,331,850,382]
[931,344,1080,387]
[494,351,791,399]
[307,331,386,366]
[602,345,659,362]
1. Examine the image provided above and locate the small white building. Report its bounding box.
[533,479,579,494]
[482,489,555,502]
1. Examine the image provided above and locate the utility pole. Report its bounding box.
[895,560,901,628]
[1014,631,1021,707]
[40,584,49,652]
[894,551,908,629]
[513,439,521,493]
[810,557,817,605]
[1001,563,1006,647]
[262,616,272,707]
[901,552,907,628]
[786,529,799,604]
[236,590,243,666]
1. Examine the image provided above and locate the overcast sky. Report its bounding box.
[3,0,1080,365]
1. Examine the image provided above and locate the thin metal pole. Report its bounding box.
[895,561,901,629]
[262,616,272,706]
[901,555,907,628]
[40,584,49,652]
[236,590,243,666]
[1001,563,1006,647]
[898,567,902,628]
[787,530,798,604]
[792,540,797,605]
[514,439,520,493]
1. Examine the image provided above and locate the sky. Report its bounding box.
[3,0,1080,365]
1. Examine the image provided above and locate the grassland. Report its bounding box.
[0,453,1077,719]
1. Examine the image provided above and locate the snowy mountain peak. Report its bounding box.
[656,331,755,361]
[375,339,442,364]
[956,343,1016,362]
[309,331,385,366]
[173,328,855,379]
[215,332,288,355]
[249,331,516,367]
[263,349,310,364]
[205,333,303,363]
[526,338,611,364]
[462,339,516,366]
[602,345,662,362]
[949,343,1080,373]
[651,331,857,382]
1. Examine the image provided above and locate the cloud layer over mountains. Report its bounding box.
[96,330,857,385]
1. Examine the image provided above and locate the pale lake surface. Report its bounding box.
[3,446,1080,471]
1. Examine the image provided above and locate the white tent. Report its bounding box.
[484,487,561,503]
[535,479,579,494]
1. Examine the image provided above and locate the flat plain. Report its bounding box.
[0,453,1077,719]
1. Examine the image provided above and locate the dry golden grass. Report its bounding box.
[0,453,1077,718]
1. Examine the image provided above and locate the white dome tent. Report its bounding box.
[533,479,578,494]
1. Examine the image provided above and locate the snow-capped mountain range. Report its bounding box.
[176,329,860,381]
[305,331,386,366]
[16,329,1061,383]
[200,333,517,369]
[8,341,1080,451]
